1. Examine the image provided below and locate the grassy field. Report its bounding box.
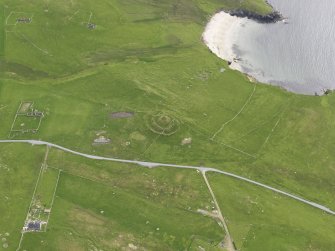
[19,147,224,250]
[208,173,335,250]
[0,0,335,250]
[0,143,44,251]
[0,4,4,60]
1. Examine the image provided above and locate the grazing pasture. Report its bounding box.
[0,0,335,250]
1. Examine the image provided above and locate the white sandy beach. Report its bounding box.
[202,12,247,71]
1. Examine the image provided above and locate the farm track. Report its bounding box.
[0,139,334,216]
[202,171,235,251]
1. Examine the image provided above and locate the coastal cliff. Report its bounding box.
[227,9,282,23]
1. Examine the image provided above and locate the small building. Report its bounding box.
[181,137,192,145]
[44,208,51,214]
[93,136,111,145]
[87,23,96,29]
[27,221,41,231]
[17,17,31,23]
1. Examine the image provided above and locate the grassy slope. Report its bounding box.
[1,0,333,211]
[20,147,223,251]
[0,144,44,251]
[0,0,335,250]
[208,173,335,250]
[0,3,4,59]
[196,0,272,15]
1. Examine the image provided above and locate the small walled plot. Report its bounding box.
[6,12,34,26]
[23,167,61,233]
[12,115,41,133]
[17,101,34,114]
[16,17,32,23]
[9,101,44,136]
[67,10,97,29]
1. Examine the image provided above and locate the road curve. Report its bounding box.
[0,139,334,215]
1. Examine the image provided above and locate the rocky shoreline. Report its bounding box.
[227,9,283,23]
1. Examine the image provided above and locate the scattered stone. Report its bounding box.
[3,243,8,249]
[110,112,134,119]
[17,17,31,23]
[4,233,9,236]
[1,238,6,242]
[128,243,138,250]
[181,137,192,145]
[198,246,205,251]
[87,23,96,29]
[220,68,225,73]
[95,130,106,136]
[247,74,256,83]
[219,240,225,248]
[93,136,111,145]
[100,210,104,214]
[156,228,159,231]
[44,208,51,213]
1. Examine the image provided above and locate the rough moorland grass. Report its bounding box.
[208,173,335,250]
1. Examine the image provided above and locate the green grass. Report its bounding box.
[0,4,4,60]
[46,147,220,216]
[34,167,59,209]
[20,147,224,251]
[208,173,335,250]
[1,0,335,250]
[196,0,273,15]
[0,143,44,251]
[11,115,41,131]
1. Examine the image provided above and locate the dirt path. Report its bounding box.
[42,145,50,170]
[211,84,256,140]
[202,171,235,251]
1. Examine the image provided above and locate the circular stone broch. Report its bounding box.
[146,112,180,136]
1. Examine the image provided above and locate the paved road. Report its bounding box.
[0,139,334,215]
